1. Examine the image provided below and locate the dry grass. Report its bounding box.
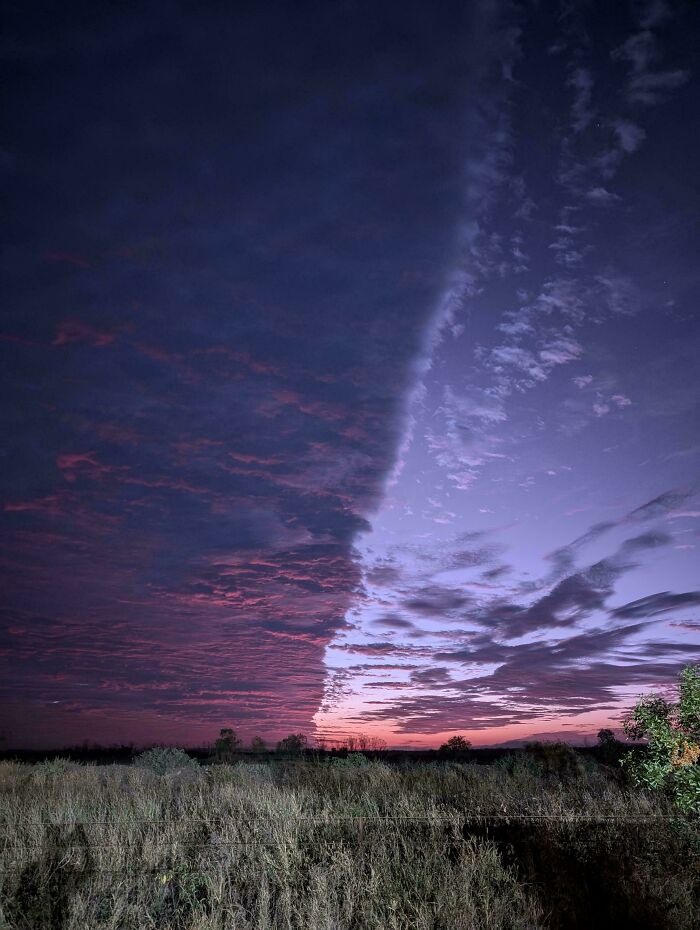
[0,754,698,929]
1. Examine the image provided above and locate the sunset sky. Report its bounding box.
[2,0,699,749]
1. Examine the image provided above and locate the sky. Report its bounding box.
[1,0,699,749]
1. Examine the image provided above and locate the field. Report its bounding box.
[1,748,698,930]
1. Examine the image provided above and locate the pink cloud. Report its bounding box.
[53,319,117,347]
[43,251,91,268]
[57,451,116,482]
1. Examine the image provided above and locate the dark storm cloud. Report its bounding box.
[0,0,494,744]
[4,0,700,750]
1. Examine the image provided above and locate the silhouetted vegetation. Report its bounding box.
[275,732,307,753]
[439,735,472,754]
[212,728,241,763]
[249,736,267,753]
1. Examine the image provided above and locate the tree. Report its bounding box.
[439,735,472,753]
[596,727,621,764]
[250,736,267,753]
[622,664,700,814]
[368,736,387,751]
[277,733,307,753]
[214,728,241,762]
[342,733,386,751]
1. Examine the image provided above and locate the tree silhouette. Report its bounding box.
[597,728,616,745]
[439,735,472,753]
[277,733,307,753]
[343,733,387,751]
[214,728,241,762]
[250,735,267,753]
[596,727,621,764]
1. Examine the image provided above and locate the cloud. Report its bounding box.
[618,531,672,553]
[403,585,471,617]
[539,337,582,366]
[611,394,632,407]
[43,251,91,268]
[586,187,621,205]
[610,591,700,619]
[53,319,119,347]
[2,0,514,745]
[372,615,419,631]
[568,67,594,133]
[612,10,690,105]
[627,68,690,105]
[611,119,646,153]
[473,558,626,639]
[628,485,700,523]
[544,487,696,582]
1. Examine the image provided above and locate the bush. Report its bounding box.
[439,735,472,753]
[493,752,543,778]
[622,664,700,814]
[35,757,82,776]
[133,746,199,776]
[524,742,586,781]
[330,752,370,769]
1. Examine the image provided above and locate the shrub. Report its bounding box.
[439,735,472,753]
[493,752,543,778]
[330,752,370,769]
[133,746,199,776]
[36,757,81,776]
[622,664,700,814]
[524,742,586,781]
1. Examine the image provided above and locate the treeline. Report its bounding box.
[212,728,389,759]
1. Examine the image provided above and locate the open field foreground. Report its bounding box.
[0,753,698,930]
